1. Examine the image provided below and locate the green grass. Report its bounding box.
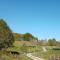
[0,51,32,60]
[7,41,42,53]
[5,41,43,60]
[6,41,43,60]
[19,54,33,60]
[6,41,60,60]
[33,46,60,60]
[0,41,34,60]
[2,41,60,60]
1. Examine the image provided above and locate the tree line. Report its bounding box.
[38,38,60,46]
[13,33,38,41]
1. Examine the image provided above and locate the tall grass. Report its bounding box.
[0,51,32,60]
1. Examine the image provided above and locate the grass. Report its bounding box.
[1,40,60,60]
[0,51,32,60]
[0,41,34,60]
[33,46,60,60]
[5,41,42,60]
[8,41,42,53]
[19,54,33,60]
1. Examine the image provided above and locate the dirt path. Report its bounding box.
[27,53,45,60]
[42,47,47,52]
[26,47,47,60]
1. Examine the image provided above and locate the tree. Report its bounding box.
[56,41,60,47]
[13,33,23,41]
[23,33,33,41]
[48,38,57,46]
[0,19,14,49]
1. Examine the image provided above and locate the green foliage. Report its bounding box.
[23,33,36,41]
[0,19,14,49]
[13,33,38,41]
[52,48,60,50]
[48,38,57,46]
[13,33,23,41]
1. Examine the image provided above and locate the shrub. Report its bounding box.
[0,19,14,50]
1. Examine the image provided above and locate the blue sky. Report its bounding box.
[0,0,60,40]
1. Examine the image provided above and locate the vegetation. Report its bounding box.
[0,19,60,60]
[13,32,38,41]
[23,33,38,41]
[0,51,32,60]
[48,38,57,46]
[33,46,60,60]
[0,19,14,49]
[13,33,23,41]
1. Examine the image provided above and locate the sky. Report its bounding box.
[0,0,60,40]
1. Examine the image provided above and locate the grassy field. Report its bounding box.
[0,40,42,60]
[0,51,32,60]
[5,41,43,60]
[0,41,34,60]
[14,41,60,60]
[9,41,42,53]
[33,46,60,60]
[1,41,60,60]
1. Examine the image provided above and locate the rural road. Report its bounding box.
[27,47,47,60]
[27,53,45,60]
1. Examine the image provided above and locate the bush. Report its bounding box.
[52,48,60,50]
[0,19,14,49]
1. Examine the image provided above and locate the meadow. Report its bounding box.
[0,41,60,60]
[33,46,60,60]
